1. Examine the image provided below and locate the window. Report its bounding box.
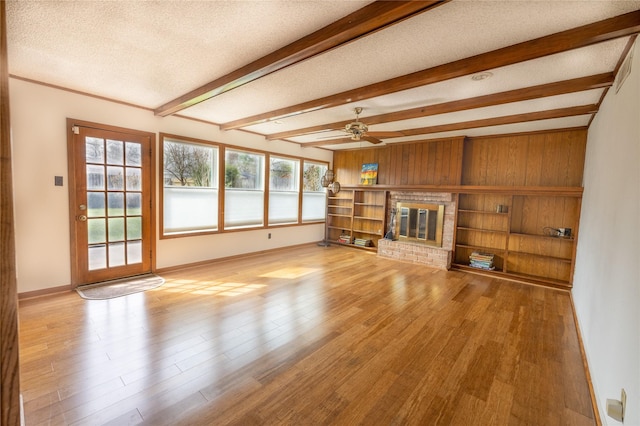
[269,156,300,225]
[162,137,218,235]
[225,148,265,229]
[302,161,328,222]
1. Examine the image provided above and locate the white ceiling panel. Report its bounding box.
[6,0,640,150]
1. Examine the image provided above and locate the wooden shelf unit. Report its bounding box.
[453,192,581,288]
[326,188,387,251]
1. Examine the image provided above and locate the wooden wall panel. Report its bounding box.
[333,137,465,186]
[0,2,22,424]
[462,129,587,187]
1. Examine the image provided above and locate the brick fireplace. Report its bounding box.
[377,191,455,270]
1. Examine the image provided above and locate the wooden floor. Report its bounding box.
[19,244,596,425]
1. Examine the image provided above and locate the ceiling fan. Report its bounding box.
[318,107,404,145]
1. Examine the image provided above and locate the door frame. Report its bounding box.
[66,118,156,288]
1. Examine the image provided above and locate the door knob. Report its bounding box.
[78,215,87,222]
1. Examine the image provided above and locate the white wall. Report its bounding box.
[9,79,332,293]
[573,41,639,425]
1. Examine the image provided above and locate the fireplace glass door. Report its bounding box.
[396,202,444,247]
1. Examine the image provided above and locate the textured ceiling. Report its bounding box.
[6,0,640,150]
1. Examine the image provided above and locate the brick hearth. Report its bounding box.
[377,191,455,270]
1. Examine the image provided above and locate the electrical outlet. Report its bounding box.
[268,233,271,239]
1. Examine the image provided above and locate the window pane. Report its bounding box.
[107,166,124,190]
[88,219,106,244]
[269,192,298,225]
[126,193,141,216]
[127,217,142,240]
[164,187,218,233]
[164,141,216,187]
[127,241,142,264]
[106,140,124,165]
[107,192,124,216]
[108,218,125,242]
[86,165,105,190]
[87,192,105,217]
[86,137,104,164]
[225,149,264,189]
[225,189,263,228]
[270,157,298,191]
[162,138,219,235]
[109,242,125,267]
[125,142,141,166]
[88,245,106,270]
[224,149,264,229]
[126,167,142,191]
[302,161,328,222]
[269,157,299,225]
[303,162,327,192]
[302,192,326,222]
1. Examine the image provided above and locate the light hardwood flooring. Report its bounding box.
[19,244,595,425]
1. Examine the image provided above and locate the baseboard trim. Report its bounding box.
[18,284,72,300]
[569,292,602,426]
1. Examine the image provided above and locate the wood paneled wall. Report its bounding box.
[0,2,22,425]
[333,137,464,186]
[332,130,586,189]
[461,129,587,187]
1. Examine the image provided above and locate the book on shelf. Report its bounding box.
[337,234,352,244]
[469,251,495,270]
[353,238,373,247]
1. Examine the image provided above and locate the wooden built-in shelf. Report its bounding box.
[455,243,506,254]
[325,188,387,251]
[507,251,572,263]
[510,232,575,242]
[451,263,571,289]
[458,209,509,215]
[457,226,508,235]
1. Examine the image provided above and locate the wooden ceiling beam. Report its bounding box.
[400,104,598,136]
[153,1,448,117]
[302,104,597,147]
[302,138,363,148]
[223,10,640,131]
[266,73,614,140]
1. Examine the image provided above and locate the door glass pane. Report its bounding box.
[86,137,104,163]
[107,166,124,190]
[109,242,125,267]
[127,217,142,240]
[87,165,105,190]
[127,241,142,264]
[87,192,105,217]
[126,193,141,215]
[126,167,142,191]
[107,193,124,216]
[88,244,107,270]
[106,140,124,165]
[88,219,106,244]
[108,218,125,242]
[125,142,141,166]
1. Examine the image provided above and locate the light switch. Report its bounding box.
[54,176,63,186]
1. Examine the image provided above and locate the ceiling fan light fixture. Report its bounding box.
[345,121,368,140]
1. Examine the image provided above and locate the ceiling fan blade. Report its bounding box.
[367,131,405,138]
[362,136,384,144]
